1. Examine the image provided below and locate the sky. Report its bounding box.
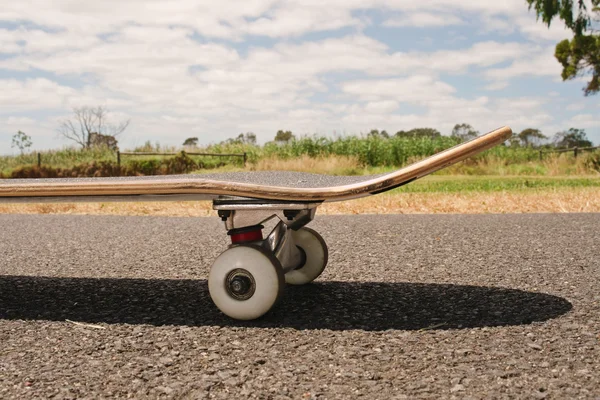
[0,0,599,153]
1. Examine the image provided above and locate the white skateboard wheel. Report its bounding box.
[208,245,284,320]
[284,227,328,285]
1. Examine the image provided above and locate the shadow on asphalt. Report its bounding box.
[0,276,572,331]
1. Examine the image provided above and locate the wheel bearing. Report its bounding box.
[225,268,256,301]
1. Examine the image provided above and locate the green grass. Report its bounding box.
[0,147,117,174]
[2,135,598,177]
[208,136,543,166]
[390,175,600,193]
[0,148,245,176]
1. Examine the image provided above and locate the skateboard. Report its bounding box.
[0,126,512,320]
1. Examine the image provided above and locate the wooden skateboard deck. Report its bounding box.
[0,126,511,203]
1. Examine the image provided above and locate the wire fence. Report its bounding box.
[538,146,599,160]
[116,151,247,167]
[28,150,248,168]
[21,146,600,168]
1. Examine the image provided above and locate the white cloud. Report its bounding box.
[424,41,531,73]
[3,28,101,54]
[364,100,400,113]
[0,1,597,148]
[342,76,456,103]
[383,12,463,27]
[0,29,23,54]
[0,0,571,41]
[0,0,277,39]
[484,46,562,80]
[484,81,509,91]
[0,78,76,111]
[566,103,586,111]
[245,5,363,37]
[0,31,564,146]
[338,75,555,135]
[568,114,600,128]
[4,116,36,125]
[1,31,531,123]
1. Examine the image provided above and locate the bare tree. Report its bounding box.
[58,106,130,149]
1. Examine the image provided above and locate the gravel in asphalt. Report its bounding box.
[0,213,598,399]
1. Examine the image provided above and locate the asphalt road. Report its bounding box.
[0,213,598,399]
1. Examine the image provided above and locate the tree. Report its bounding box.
[527,0,600,95]
[238,132,257,144]
[367,129,389,139]
[183,137,199,147]
[507,135,522,148]
[226,132,257,145]
[518,128,547,147]
[395,128,441,139]
[553,128,593,148]
[90,132,119,150]
[451,123,479,142]
[58,106,130,149]
[11,130,32,154]
[274,130,295,142]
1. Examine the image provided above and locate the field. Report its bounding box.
[2,134,599,177]
[1,136,598,216]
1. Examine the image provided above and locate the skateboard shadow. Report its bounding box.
[0,275,571,331]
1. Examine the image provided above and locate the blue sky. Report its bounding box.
[0,1,598,153]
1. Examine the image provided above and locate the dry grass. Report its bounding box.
[249,155,364,175]
[1,187,598,217]
[541,153,597,176]
[321,188,600,214]
[0,201,215,217]
[441,152,599,176]
[247,152,599,177]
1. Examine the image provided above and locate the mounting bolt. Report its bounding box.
[218,210,231,221]
[283,210,300,221]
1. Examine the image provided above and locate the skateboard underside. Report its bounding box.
[0,126,512,204]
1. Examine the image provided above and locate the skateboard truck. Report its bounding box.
[209,196,328,320]
[213,196,320,231]
[213,196,320,272]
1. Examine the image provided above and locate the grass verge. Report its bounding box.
[392,175,600,193]
[1,181,598,216]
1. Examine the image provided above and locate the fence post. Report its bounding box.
[243,152,247,167]
[37,152,41,167]
[574,147,578,158]
[117,150,121,167]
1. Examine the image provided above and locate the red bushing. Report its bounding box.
[230,228,263,244]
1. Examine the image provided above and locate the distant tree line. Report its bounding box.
[235,124,594,149]
[10,116,594,156]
